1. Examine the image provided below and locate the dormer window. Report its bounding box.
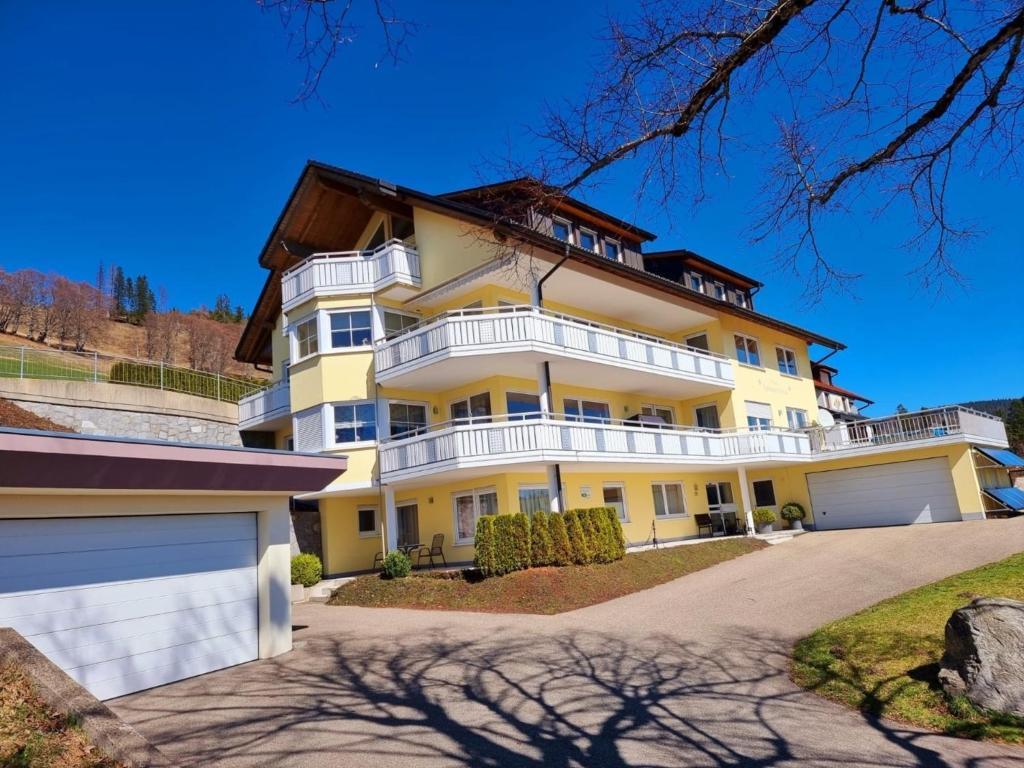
[711,282,726,301]
[578,228,598,253]
[731,290,749,308]
[688,273,704,293]
[552,217,571,242]
[604,240,621,261]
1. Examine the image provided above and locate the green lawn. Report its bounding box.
[329,538,767,614]
[792,552,1024,743]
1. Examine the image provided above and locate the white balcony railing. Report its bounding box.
[375,306,735,389]
[380,413,809,479]
[238,380,291,430]
[807,406,1007,452]
[281,240,420,311]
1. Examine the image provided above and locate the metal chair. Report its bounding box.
[694,514,714,538]
[373,551,385,571]
[415,533,446,569]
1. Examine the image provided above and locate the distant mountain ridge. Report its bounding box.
[961,398,1019,417]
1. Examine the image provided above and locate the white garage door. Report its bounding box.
[808,458,961,530]
[0,513,258,700]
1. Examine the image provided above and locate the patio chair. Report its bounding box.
[694,514,714,538]
[373,551,385,571]
[415,533,446,570]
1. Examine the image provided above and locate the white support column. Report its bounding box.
[384,485,398,552]
[737,466,755,535]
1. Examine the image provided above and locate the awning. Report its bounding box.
[976,446,1024,468]
[983,486,1024,511]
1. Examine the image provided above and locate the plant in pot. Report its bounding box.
[780,502,807,531]
[752,508,776,534]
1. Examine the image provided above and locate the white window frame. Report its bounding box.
[706,481,737,511]
[506,390,542,420]
[651,481,688,518]
[776,346,799,377]
[452,486,498,545]
[734,332,762,367]
[752,479,777,508]
[685,332,711,352]
[448,391,492,424]
[563,397,612,423]
[693,403,721,431]
[711,281,727,301]
[327,308,373,351]
[517,484,550,516]
[641,404,674,424]
[291,314,319,362]
[552,216,573,243]
[603,482,628,522]
[687,272,705,294]
[603,239,621,262]
[731,290,749,308]
[380,307,420,341]
[786,407,809,430]
[330,400,378,447]
[577,227,599,253]
[386,399,429,438]
[745,400,773,431]
[357,505,380,538]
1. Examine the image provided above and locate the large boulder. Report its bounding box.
[938,597,1024,717]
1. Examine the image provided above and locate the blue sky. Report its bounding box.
[1,2,1020,413]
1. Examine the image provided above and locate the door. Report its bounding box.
[807,458,960,530]
[0,513,258,700]
[705,481,737,534]
[396,503,419,548]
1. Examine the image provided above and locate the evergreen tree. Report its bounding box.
[134,275,155,322]
[124,276,136,320]
[233,304,245,323]
[111,266,127,318]
[896,403,908,414]
[211,294,233,323]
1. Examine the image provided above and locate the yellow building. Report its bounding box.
[236,162,1018,576]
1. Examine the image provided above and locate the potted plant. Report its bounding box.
[752,508,776,534]
[780,502,807,531]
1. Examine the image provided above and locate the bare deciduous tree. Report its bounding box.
[144,309,185,363]
[182,314,237,373]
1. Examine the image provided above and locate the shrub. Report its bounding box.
[549,513,572,566]
[509,513,532,571]
[530,511,554,566]
[752,508,776,527]
[290,553,322,587]
[492,515,515,576]
[604,507,627,560]
[780,502,806,522]
[475,516,497,577]
[563,509,594,565]
[108,360,264,403]
[586,507,614,563]
[382,551,412,579]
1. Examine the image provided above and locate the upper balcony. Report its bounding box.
[380,413,809,483]
[374,306,735,398]
[807,406,1008,454]
[281,240,421,313]
[238,380,291,431]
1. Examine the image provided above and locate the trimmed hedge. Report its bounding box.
[108,360,265,403]
[474,508,627,578]
[290,553,322,587]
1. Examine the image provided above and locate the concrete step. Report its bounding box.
[292,577,355,604]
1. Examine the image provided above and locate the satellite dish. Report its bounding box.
[817,408,836,427]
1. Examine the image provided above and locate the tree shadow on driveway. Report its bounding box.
[111,626,1022,768]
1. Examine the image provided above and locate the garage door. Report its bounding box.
[0,513,258,700]
[807,458,961,530]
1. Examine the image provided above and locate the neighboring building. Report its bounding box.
[235,162,1018,576]
[811,362,873,423]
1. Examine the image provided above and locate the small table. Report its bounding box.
[397,543,423,557]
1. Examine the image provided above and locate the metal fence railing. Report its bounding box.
[0,345,269,404]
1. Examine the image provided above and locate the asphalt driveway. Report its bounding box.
[112,519,1024,767]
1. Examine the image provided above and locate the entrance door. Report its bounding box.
[705,481,737,534]
[396,503,420,548]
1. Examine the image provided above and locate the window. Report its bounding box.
[734,333,761,366]
[396,503,419,548]
[563,398,610,423]
[506,392,541,420]
[552,218,571,242]
[752,480,776,508]
[383,310,418,339]
[694,404,721,430]
[786,407,809,430]
[453,487,498,544]
[604,240,621,261]
[334,402,377,444]
[330,310,372,349]
[711,282,727,301]
[652,482,686,517]
[450,392,491,425]
[357,506,379,537]
[688,273,704,293]
[731,290,749,308]
[577,228,598,252]
[776,347,799,376]
[745,401,773,431]
[389,402,427,437]
[705,481,735,510]
[685,333,710,352]
[641,404,674,424]
[295,317,318,359]
[518,485,550,516]
[603,483,627,521]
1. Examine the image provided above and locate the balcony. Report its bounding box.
[807,406,1008,454]
[281,240,421,312]
[375,306,735,398]
[238,380,291,430]
[380,413,809,482]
